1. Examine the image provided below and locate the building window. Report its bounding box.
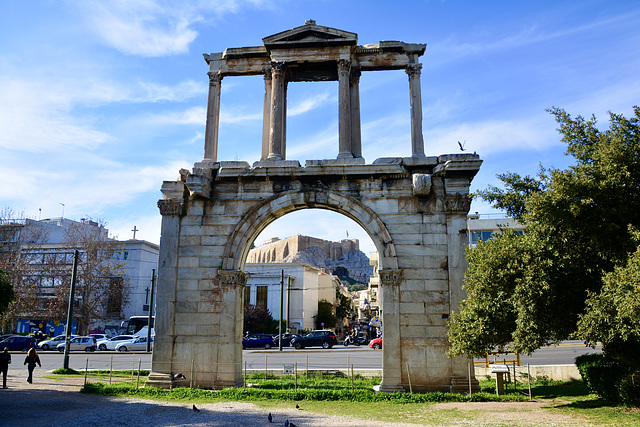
[256,285,268,307]
[244,285,251,305]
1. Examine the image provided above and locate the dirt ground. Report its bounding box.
[0,367,593,426]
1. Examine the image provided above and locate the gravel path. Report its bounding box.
[0,367,591,426]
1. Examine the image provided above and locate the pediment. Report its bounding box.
[263,20,357,49]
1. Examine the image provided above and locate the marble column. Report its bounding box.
[204,71,222,162]
[267,62,286,161]
[376,269,405,393]
[147,199,184,389]
[337,59,353,159]
[350,68,362,159]
[406,63,425,158]
[261,69,272,161]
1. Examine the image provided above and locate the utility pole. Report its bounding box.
[146,269,155,352]
[279,270,284,351]
[63,250,79,370]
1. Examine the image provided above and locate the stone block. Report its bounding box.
[400,325,427,338]
[400,302,424,314]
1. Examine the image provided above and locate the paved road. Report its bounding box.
[25,340,601,373]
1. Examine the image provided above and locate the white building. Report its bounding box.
[244,263,343,332]
[1,217,158,334]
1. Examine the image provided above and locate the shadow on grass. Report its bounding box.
[530,380,591,398]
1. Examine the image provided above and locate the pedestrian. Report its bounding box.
[24,347,41,384]
[0,347,10,389]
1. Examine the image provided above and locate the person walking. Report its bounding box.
[24,347,41,384]
[0,347,10,389]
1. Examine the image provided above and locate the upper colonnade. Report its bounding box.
[203,20,426,164]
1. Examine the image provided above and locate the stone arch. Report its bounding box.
[220,188,398,272]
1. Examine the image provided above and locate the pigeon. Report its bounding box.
[285,421,289,427]
[173,373,186,379]
[295,404,300,410]
[192,404,200,412]
[289,423,297,427]
[458,141,466,151]
[268,413,273,423]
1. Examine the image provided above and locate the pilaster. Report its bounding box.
[375,269,406,393]
[350,68,362,159]
[261,69,272,161]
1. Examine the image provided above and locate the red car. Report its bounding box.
[369,337,382,349]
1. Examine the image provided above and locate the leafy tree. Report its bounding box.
[0,270,14,315]
[0,209,51,331]
[316,299,337,329]
[449,106,640,360]
[46,219,129,335]
[243,303,277,334]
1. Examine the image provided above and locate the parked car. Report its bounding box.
[115,336,153,352]
[273,333,300,347]
[57,336,96,352]
[88,333,108,342]
[96,335,137,351]
[290,330,338,349]
[242,334,275,349]
[0,335,37,352]
[37,334,78,350]
[369,337,382,349]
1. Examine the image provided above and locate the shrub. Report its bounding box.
[575,353,640,405]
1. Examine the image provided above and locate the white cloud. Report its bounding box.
[79,0,273,57]
[287,92,332,116]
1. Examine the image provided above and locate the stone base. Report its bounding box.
[145,371,190,389]
[305,157,366,166]
[373,384,406,394]
[450,376,481,394]
[253,160,301,168]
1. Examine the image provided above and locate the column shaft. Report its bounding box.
[337,59,353,159]
[204,72,222,161]
[350,69,362,158]
[261,70,272,161]
[407,63,425,158]
[268,62,285,161]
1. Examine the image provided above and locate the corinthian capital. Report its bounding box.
[270,61,285,76]
[337,59,351,76]
[208,71,222,85]
[217,270,248,287]
[157,199,183,216]
[406,63,422,77]
[379,269,402,287]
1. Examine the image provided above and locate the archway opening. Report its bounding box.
[241,207,381,346]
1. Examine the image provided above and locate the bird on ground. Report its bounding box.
[192,404,200,412]
[289,422,297,427]
[173,373,186,379]
[284,420,289,427]
[295,404,300,410]
[268,413,273,423]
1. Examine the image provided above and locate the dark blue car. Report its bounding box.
[242,334,275,349]
[0,335,37,352]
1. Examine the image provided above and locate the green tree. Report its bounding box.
[243,303,277,334]
[316,299,337,329]
[449,106,640,360]
[0,270,14,316]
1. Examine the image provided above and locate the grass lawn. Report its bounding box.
[54,371,639,426]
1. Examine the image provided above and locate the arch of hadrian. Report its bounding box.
[147,20,482,393]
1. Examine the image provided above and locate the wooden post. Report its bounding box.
[109,354,113,385]
[136,359,141,389]
[84,357,88,387]
[406,363,413,393]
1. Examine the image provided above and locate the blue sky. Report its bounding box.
[1,1,639,256]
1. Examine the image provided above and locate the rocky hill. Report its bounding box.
[279,246,373,283]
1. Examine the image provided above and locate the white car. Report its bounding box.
[96,335,137,351]
[37,335,78,351]
[115,336,153,352]
[57,336,96,352]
